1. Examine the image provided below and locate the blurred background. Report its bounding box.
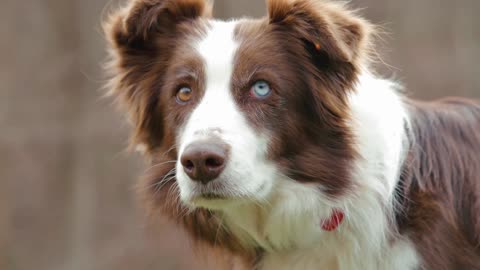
[1,0,479,269]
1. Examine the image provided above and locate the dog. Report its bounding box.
[103,0,480,269]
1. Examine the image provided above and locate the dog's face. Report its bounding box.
[105,0,371,214]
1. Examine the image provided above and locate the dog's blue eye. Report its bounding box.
[251,80,271,98]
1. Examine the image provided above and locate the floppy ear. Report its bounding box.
[103,0,212,150]
[106,0,212,51]
[267,0,372,65]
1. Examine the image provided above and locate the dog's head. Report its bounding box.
[104,0,373,242]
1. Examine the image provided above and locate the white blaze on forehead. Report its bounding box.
[197,20,239,88]
[178,20,243,142]
[183,20,240,135]
[176,19,276,204]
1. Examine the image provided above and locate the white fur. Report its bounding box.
[176,20,278,209]
[174,20,420,270]
[227,73,419,270]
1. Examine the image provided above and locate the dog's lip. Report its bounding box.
[197,192,227,200]
[188,192,232,208]
[188,191,250,210]
[188,180,230,200]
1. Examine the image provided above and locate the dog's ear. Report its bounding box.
[103,0,212,151]
[267,0,372,65]
[266,0,373,123]
[106,0,212,51]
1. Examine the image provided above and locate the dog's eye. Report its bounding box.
[176,86,193,104]
[251,80,271,98]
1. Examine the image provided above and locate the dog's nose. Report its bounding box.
[180,141,228,184]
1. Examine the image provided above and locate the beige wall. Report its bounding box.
[2,0,479,270]
[214,0,266,19]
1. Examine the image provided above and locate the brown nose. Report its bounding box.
[180,141,228,184]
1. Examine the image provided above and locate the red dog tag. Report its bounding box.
[321,209,345,231]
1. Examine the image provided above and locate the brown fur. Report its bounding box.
[103,0,480,269]
[397,98,480,269]
[104,0,212,150]
[103,0,371,260]
[104,0,255,258]
[230,0,376,198]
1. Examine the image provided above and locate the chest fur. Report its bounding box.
[257,239,419,270]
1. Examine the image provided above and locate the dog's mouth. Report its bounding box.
[197,192,227,200]
[189,192,232,209]
[183,176,272,210]
[186,176,232,199]
[187,187,249,209]
[192,192,229,201]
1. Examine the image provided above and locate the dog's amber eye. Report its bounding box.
[176,87,193,104]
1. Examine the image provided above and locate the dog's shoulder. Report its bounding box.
[397,97,480,269]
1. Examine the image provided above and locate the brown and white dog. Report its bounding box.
[103,0,480,269]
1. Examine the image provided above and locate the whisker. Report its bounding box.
[152,175,176,195]
[159,144,179,158]
[213,214,225,249]
[144,160,177,174]
[178,204,194,220]
[153,169,177,195]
